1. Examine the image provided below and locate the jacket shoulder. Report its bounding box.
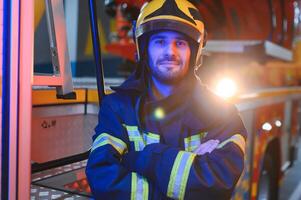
[100,91,139,126]
[194,84,237,114]
[185,84,239,130]
[101,91,136,110]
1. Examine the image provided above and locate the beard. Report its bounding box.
[148,56,190,84]
[149,66,189,84]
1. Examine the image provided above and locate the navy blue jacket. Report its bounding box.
[86,75,247,200]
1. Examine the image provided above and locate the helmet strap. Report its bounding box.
[132,20,137,43]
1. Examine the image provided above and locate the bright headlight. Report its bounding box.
[214,78,237,99]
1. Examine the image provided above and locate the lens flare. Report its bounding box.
[214,78,237,99]
[154,107,165,119]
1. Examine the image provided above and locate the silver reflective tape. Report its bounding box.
[172,152,191,199]
[91,133,127,154]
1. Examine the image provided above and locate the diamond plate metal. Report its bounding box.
[31,160,92,199]
[30,185,91,200]
[31,112,96,163]
[32,160,87,182]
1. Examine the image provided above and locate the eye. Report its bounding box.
[154,39,165,46]
[176,40,188,47]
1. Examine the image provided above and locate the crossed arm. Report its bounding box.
[86,99,246,200]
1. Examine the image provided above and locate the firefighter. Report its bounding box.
[86,0,247,199]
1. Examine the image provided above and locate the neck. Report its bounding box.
[151,77,178,100]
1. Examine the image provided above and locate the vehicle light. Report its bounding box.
[275,120,282,127]
[214,78,237,99]
[262,122,272,131]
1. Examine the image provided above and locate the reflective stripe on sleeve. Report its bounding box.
[217,134,246,154]
[184,132,208,152]
[125,125,156,200]
[123,125,145,151]
[124,124,160,151]
[91,133,127,154]
[131,173,149,200]
[144,132,160,145]
[131,173,137,200]
[167,151,196,200]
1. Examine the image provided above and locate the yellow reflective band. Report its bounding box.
[91,133,127,155]
[180,153,195,200]
[144,132,160,145]
[167,152,183,198]
[124,125,160,151]
[123,124,139,132]
[123,124,156,200]
[134,140,143,151]
[184,132,207,152]
[131,173,137,200]
[145,132,160,140]
[131,173,149,200]
[217,134,246,154]
[143,178,149,200]
[124,125,145,151]
[167,151,196,200]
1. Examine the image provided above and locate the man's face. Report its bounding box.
[147,31,191,84]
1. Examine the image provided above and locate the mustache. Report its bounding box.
[156,56,182,65]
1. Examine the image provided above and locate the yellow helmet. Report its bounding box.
[134,0,206,67]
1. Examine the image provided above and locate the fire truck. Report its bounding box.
[1,0,301,200]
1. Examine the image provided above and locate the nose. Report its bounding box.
[164,41,177,57]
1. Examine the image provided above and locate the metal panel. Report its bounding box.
[205,40,261,53]
[236,91,301,112]
[205,40,292,61]
[281,101,293,169]
[2,0,33,199]
[33,0,74,96]
[7,0,21,199]
[32,160,87,182]
[65,0,79,67]
[31,160,89,199]
[30,185,89,200]
[264,41,293,61]
[19,0,34,198]
[236,96,289,112]
[33,75,62,86]
[86,104,98,115]
[32,104,85,118]
[31,114,97,163]
[292,100,301,146]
